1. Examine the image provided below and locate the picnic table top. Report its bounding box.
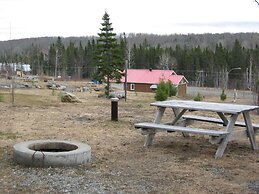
[150,100,259,114]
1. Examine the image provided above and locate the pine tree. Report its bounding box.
[77,41,84,79]
[83,40,95,78]
[94,11,124,97]
[155,79,168,101]
[48,44,56,76]
[55,37,64,77]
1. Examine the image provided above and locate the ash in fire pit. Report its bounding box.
[13,140,91,167]
[29,141,78,152]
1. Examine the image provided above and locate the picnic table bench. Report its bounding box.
[135,122,229,136]
[134,100,259,158]
[183,114,259,130]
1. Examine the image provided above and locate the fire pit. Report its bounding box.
[13,140,91,167]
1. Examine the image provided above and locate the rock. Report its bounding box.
[46,82,56,89]
[57,85,66,90]
[83,86,90,92]
[116,92,125,99]
[97,94,105,98]
[60,92,82,103]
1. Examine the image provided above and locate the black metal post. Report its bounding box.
[111,98,119,121]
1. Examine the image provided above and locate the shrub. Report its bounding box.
[194,92,203,101]
[52,89,56,96]
[0,93,4,102]
[166,80,177,97]
[155,80,168,101]
[220,89,227,101]
[58,92,63,101]
[104,85,109,97]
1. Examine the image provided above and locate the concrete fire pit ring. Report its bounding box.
[13,140,91,167]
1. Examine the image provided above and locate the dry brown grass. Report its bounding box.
[0,83,259,193]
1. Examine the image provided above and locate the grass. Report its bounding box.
[0,84,258,193]
[1,92,60,107]
[0,93,4,102]
[0,131,17,140]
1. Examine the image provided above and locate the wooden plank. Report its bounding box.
[151,100,259,114]
[183,115,224,124]
[171,108,187,125]
[172,108,189,137]
[172,108,180,117]
[215,114,238,158]
[135,122,229,136]
[144,130,156,146]
[145,107,165,146]
[217,112,228,126]
[182,115,259,129]
[243,111,258,150]
[153,107,165,123]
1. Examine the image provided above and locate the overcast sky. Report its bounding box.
[0,0,259,41]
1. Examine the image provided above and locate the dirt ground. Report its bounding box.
[0,82,259,194]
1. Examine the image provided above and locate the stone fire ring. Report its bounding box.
[13,140,91,167]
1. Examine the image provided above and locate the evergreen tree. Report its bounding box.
[28,44,41,75]
[155,79,168,101]
[83,39,95,78]
[48,44,56,76]
[77,41,84,79]
[55,37,65,77]
[230,39,245,73]
[94,11,124,96]
[214,43,228,88]
[166,80,177,97]
[173,44,185,72]
[202,48,215,86]
[230,39,245,70]
[215,43,228,69]
[66,41,77,77]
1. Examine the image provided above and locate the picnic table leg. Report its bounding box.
[217,112,228,126]
[144,130,156,146]
[215,114,238,158]
[243,111,258,150]
[171,108,187,125]
[144,107,165,146]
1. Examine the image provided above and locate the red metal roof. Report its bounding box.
[121,69,187,85]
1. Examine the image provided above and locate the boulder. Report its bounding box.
[61,92,82,103]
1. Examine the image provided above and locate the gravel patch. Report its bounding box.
[9,165,157,194]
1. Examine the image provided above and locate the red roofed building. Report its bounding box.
[121,69,188,96]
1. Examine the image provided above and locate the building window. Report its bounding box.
[130,84,135,91]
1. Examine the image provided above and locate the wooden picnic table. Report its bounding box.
[135,100,259,158]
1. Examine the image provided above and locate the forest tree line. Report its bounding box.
[1,35,259,90]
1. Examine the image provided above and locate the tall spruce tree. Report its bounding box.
[94,11,124,96]
[55,37,64,77]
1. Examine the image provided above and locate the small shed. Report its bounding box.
[121,69,188,96]
[16,68,24,77]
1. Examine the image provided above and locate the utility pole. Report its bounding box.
[125,44,131,101]
[124,59,128,102]
[225,67,241,90]
[197,70,204,87]
[249,57,253,91]
[123,33,130,102]
[11,66,15,106]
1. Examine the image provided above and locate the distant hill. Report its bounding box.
[1,33,259,54]
[0,36,95,54]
